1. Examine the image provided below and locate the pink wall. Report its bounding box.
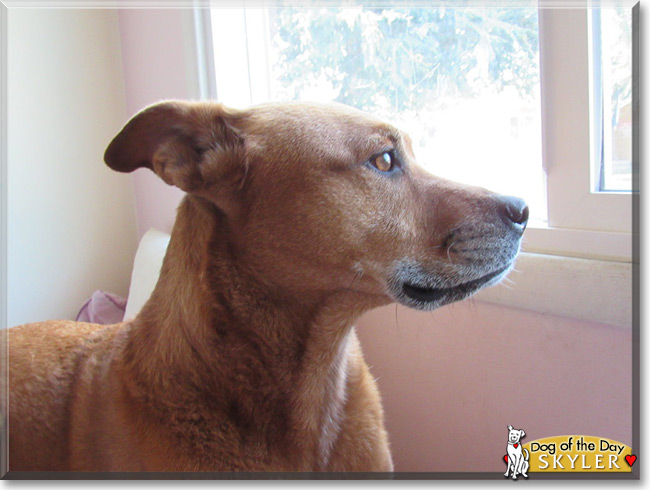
[356,301,632,473]
[118,9,189,238]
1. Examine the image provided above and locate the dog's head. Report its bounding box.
[105,101,527,311]
[507,425,526,444]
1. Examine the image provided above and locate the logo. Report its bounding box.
[504,425,530,480]
[502,428,637,477]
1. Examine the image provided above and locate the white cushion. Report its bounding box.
[123,228,170,321]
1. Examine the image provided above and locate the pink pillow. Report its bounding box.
[76,290,127,324]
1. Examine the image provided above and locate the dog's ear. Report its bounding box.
[508,425,513,431]
[520,430,525,438]
[104,101,246,197]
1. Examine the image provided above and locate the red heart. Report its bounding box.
[625,454,637,467]
[504,455,508,464]
[514,443,519,448]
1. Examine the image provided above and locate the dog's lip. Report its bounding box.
[401,266,509,304]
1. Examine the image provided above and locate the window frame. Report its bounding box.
[538,8,633,234]
[590,6,635,194]
[529,6,633,262]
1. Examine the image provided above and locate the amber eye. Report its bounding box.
[371,152,394,172]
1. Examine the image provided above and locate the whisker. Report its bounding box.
[394,303,400,330]
[464,297,478,312]
[394,303,404,343]
[446,242,457,264]
[346,265,364,291]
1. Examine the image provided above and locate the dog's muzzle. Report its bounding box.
[389,194,528,311]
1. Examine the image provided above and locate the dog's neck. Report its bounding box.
[122,195,374,469]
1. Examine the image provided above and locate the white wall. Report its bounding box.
[7,9,138,326]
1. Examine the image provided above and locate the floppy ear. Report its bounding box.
[520,430,526,438]
[104,101,246,196]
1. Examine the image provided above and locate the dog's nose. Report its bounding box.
[496,195,529,230]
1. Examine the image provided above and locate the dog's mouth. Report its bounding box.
[402,267,506,302]
[395,265,510,310]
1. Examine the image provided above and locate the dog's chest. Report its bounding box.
[314,341,350,469]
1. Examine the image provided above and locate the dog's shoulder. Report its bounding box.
[9,320,127,412]
[10,320,120,371]
[8,320,124,470]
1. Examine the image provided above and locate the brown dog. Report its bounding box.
[8,101,528,472]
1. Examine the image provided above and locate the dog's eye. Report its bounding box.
[371,152,395,173]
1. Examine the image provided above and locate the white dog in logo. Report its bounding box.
[504,425,529,479]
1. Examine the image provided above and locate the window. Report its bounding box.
[591,7,634,193]
[202,3,635,262]
[533,7,633,261]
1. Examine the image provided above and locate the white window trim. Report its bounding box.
[195,4,636,327]
[538,8,633,236]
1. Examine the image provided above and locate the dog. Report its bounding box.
[8,101,528,472]
[504,425,529,479]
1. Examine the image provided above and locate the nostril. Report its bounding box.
[518,205,530,225]
[498,195,529,228]
[507,202,529,225]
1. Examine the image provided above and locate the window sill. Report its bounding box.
[474,251,633,328]
[522,222,632,262]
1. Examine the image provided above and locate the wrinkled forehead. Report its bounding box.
[242,102,410,164]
